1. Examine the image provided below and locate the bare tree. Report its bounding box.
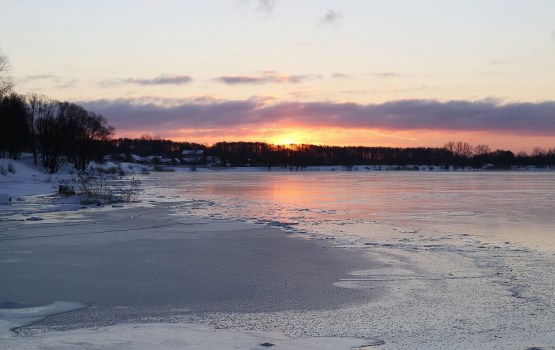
[0,51,14,97]
[473,144,491,156]
[444,141,456,154]
[454,141,473,157]
[531,147,547,157]
[444,141,473,157]
[0,93,30,159]
[36,100,65,173]
[33,100,115,173]
[72,111,114,171]
[26,93,51,165]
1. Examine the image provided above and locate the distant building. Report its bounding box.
[206,156,222,167]
[129,154,143,163]
[182,150,205,164]
[481,163,494,170]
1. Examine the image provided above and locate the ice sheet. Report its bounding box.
[0,301,87,337]
[2,169,554,349]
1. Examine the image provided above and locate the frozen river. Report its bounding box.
[146,171,555,250]
[2,169,554,349]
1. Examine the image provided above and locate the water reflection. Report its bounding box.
[143,172,555,250]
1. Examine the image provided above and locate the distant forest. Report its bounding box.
[2,92,555,173]
[104,138,555,170]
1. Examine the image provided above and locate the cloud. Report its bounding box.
[101,75,192,87]
[333,72,399,79]
[18,74,77,89]
[372,72,399,78]
[239,0,275,16]
[369,86,427,94]
[79,97,555,137]
[489,60,507,66]
[19,74,69,84]
[55,79,77,89]
[256,0,275,14]
[21,74,59,81]
[319,10,343,26]
[331,73,350,79]
[215,74,312,84]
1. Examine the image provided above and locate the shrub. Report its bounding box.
[94,165,122,175]
[72,173,141,204]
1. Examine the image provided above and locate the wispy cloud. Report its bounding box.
[215,73,314,85]
[331,73,351,79]
[101,75,193,87]
[20,74,59,81]
[333,72,399,79]
[256,0,275,14]
[56,79,77,89]
[489,60,507,66]
[241,0,275,15]
[372,72,399,78]
[18,74,77,89]
[79,98,555,137]
[369,86,427,94]
[319,9,343,26]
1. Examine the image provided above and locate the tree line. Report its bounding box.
[100,135,205,161]
[0,92,114,173]
[206,141,555,169]
[102,140,555,169]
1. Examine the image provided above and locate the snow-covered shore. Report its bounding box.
[2,321,383,350]
[1,158,554,349]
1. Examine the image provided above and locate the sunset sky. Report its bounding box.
[1,0,554,151]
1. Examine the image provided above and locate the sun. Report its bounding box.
[268,129,326,147]
[270,131,302,147]
[273,137,298,146]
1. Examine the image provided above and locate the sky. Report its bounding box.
[1,0,554,152]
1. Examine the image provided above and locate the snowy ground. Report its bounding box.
[1,158,554,349]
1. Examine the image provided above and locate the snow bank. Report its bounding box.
[0,157,147,197]
[0,158,61,197]
[2,321,382,349]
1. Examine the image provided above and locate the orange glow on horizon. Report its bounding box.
[113,127,555,153]
[269,130,311,147]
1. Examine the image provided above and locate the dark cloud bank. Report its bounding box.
[79,98,555,136]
